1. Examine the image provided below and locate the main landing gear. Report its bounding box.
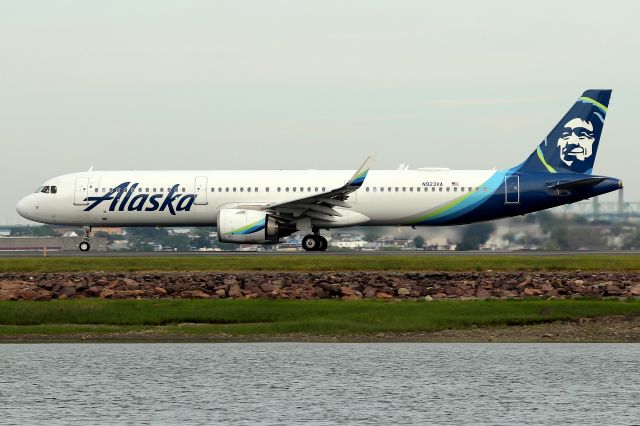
[302,229,328,252]
[79,226,92,252]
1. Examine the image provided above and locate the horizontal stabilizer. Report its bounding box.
[550,177,606,190]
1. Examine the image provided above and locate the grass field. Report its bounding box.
[1,254,640,273]
[1,299,639,337]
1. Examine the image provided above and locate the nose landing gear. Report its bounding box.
[79,226,92,252]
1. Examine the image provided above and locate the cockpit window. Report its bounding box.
[50,186,57,194]
[41,186,50,193]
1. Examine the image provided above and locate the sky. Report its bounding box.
[1,0,639,224]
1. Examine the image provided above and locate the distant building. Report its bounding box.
[93,227,126,235]
[331,240,367,249]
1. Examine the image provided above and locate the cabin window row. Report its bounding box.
[94,186,329,193]
[209,187,327,193]
[365,186,488,193]
[96,187,188,193]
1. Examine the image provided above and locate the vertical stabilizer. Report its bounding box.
[518,90,611,174]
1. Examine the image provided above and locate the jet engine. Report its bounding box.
[217,208,294,243]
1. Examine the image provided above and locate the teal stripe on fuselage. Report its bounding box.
[410,171,508,225]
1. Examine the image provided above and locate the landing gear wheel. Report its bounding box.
[302,235,319,252]
[318,236,328,251]
[79,241,91,252]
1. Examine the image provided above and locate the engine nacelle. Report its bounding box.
[217,208,281,244]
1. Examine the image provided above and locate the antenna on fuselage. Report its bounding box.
[88,165,94,172]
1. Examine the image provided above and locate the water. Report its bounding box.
[1,343,639,425]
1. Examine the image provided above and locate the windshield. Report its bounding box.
[34,185,56,194]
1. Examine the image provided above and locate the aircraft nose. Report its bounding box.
[16,195,37,221]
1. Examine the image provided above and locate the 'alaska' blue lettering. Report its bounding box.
[83,182,196,214]
[159,185,181,215]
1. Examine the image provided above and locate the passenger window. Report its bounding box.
[387,187,391,192]
[211,188,215,192]
[286,187,290,192]
[233,187,236,192]
[416,187,420,192]
[160,188,164,192]
[453,187,457,192]
[95,188,99,193]
[439,187,443,192]
[307,187,311,192]
[409,187,413,192]
[255,187,258,192]
[461,187,465,192]
[240,187,244,192]
[226,188,229,192]
[50,186,57,194]
[293,187,296,192]
[322,187,326,191]
[483,187,488,192]
[395,187,399,192]
[432,187,435,192]
[266,187,270,192]
[277,187,281,192]
[402,187,406,192]
[247,187,251,192]
[103,188,106,193]
[366,187,370,192]
[373,187,377,192]
[182,188,185,193]
[314,187,318,192]
[218,187,222,192]
[468,187,472,192]
[446,187,450,192]
[152,188,156,192]
[381,187,385,192]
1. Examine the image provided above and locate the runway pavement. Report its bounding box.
[0,250,639,258]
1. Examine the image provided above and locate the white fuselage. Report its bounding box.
[17,169,497,227]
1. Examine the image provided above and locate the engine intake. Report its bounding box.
[217,208,291,244]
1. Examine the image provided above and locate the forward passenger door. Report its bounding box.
[194,176,208,205]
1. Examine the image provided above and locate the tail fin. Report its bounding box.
[518,89,611,174]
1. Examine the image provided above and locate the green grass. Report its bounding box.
[1,254,640,272]
[1,299,639,336]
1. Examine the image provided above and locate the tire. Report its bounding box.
[302,235,318,251]
[318,236,328,251]
[79,241,91,252]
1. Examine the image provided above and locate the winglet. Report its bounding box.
[348,154,374,188]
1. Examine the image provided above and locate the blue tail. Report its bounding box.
[518,89,611,174]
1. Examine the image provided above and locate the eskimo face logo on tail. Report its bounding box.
[557,118,595,167]
[83,182,196,215]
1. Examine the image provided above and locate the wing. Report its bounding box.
[260,154,374,223]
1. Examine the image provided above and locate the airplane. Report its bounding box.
[16,89,622,252]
